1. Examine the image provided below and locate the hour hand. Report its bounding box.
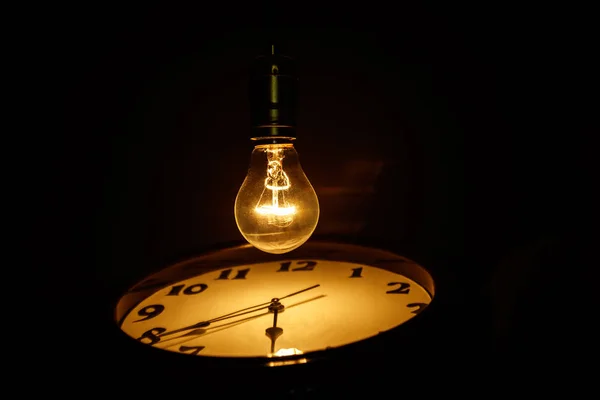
[158,305,271,338]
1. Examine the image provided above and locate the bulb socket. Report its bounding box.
[249,45,298,142]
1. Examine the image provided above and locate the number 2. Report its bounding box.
[386,282,410,294]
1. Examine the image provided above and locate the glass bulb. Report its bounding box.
[235,143,319,254]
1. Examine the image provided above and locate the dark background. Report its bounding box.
[39,2,597,395]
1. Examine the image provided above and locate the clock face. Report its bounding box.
[118,249,434,360]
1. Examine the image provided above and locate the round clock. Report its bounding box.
[115,241,434,367]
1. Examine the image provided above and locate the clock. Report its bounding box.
[115,241,435,370]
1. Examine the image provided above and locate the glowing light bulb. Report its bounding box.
[236,45,318,253]
[235,142,319,254]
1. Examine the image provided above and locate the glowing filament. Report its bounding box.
[254,148,297,227]
[255,205,296,216]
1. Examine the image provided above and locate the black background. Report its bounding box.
[37,2,597,395]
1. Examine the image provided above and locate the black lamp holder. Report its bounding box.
[249,45,298,144]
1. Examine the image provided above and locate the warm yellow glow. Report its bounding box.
[254,149,295,227]
[234,143,319,254]
[273,348,303,357]
[118,259,433,358]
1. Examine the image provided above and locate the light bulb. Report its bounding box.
[235,44,318,254]
[235,142,319,254]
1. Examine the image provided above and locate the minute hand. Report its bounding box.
[158,284,321,337]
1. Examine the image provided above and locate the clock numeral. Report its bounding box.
[349,267,363,278]
[277,261,317,272]
[407,302,428,314]
[179,345,205,355]
[134,304,165,322]
[386,282,411,294]
[166,283,208,296]
[138,327,166,345]
[216,268,250,280]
